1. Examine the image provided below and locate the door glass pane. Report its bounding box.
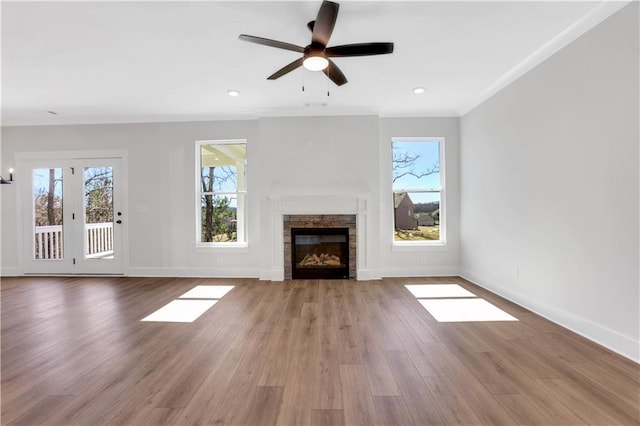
[84,167,114,259]
[33,168,64,260]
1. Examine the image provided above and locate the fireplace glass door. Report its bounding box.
[291,228,349,279]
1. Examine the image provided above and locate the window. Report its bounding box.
[391,138,444,244]
[196,140,247,245]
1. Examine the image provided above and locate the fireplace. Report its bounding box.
[291,227,349,279]
[282,214,357,280]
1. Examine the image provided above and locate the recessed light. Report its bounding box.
[227,89,240,97]
[413,87,425,94]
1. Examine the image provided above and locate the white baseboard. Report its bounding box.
[259,268,284,281]
[460,267,640,363]
[380,266,460,278]
[126,266,260,278]
[2,266,261,279]
[356,268,381,281]
[0,267,20,277]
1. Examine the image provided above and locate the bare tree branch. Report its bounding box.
[392,164,439,183]
[392,146,439,183]
[201,166,237,192]
[213,166,237,191]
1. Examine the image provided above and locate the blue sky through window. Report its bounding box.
[33,168,63,197]
[392,140,440,204]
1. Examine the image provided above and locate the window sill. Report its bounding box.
[392,241,448,252]
[194,243,249,253]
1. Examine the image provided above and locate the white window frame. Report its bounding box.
[195,139,248,249]
[391,137,446,248]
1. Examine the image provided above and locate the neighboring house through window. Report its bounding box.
[196,140,247,246]
[392,137,444,244]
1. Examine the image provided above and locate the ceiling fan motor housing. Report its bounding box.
[305,43,327,58]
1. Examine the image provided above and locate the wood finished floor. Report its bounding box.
[1,276,638,426]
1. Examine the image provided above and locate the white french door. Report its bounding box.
[22,157,125,274]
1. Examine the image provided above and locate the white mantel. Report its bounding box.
[262,194,371,281]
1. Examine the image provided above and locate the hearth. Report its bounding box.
[291,227,349,279]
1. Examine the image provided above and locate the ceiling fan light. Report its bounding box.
[303,55,329,71]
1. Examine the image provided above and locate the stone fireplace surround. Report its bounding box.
[284,215,356,280]
[265,194,370,281]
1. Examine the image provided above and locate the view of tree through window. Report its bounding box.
[198,141,246,243]
[33,168,64,260]
[392,139,442,242]
[33,168,63,227]
[84,167,113,224]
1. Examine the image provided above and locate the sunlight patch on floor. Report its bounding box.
[418,298,518,322]
[141,300,217,323]
[405,284,476,298]
[405,283,518,323]
[141,285,235,323]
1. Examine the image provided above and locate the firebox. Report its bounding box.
[291,227,349,279]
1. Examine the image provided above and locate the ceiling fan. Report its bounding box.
[239,0,394,86]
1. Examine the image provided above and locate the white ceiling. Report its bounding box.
[1,1,627,126]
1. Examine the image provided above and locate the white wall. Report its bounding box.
[378,118,460,277]
[1,120,262,276]
[460,3,639,361]
[1,115,460,278]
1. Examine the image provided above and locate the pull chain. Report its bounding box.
[326,68,330,97]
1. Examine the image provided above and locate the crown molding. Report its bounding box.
[458,1,632,117]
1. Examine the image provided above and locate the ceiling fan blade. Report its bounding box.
[326,42,394,57]
[323,59,347,86]
[239,34,304,53]
[312,1,339,47]
[267,57,305,80]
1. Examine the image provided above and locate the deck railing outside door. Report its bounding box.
[34,222,114,260]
